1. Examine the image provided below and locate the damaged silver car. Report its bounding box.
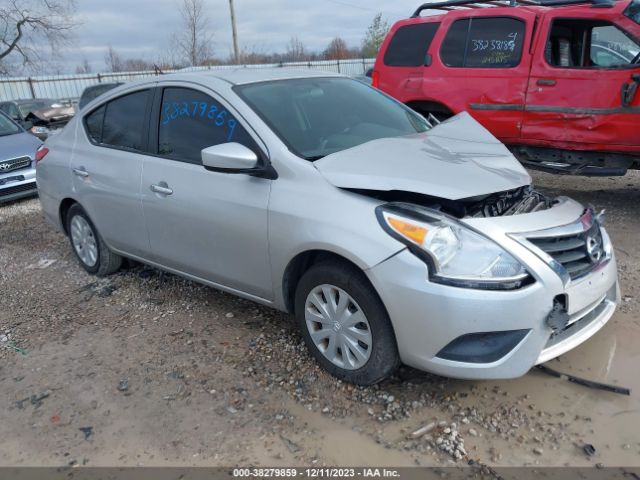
[36,70,620,385]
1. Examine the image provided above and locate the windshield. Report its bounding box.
[18,101,50,118]
[626,0,640,25]
[0,112,22,136]
[235,77,431,160]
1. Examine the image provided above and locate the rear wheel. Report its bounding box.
[66,204,122,277]
[294,261,399,385]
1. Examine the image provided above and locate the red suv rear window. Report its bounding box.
[383,23,440,67]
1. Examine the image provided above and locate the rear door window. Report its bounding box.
[100,90,150,151]
[441,17,526,68]
[157,87,257,165]
[383,23,440,66]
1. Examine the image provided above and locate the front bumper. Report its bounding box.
[366,198,620,380]
[0,166,37,204]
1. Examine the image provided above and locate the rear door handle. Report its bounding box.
[150,184,173,196]
[72,167,89,178]
[537,79,557,87]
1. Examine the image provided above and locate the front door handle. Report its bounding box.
[150,183,173,196]
[72,167,89,178]
[537,79,557,87]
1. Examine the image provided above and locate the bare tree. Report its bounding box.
[105,46,123,72]
[324,37,351,60]
[174,0,214,67]
[285,36,307,62]
[75,57,91,74]
[0,0,78,72]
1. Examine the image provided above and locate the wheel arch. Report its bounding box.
[282,249,372,315]
[405,100,455,119]
[59,197,79,235]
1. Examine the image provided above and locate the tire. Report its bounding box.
[66,203,122,277]
[294,261,400,385]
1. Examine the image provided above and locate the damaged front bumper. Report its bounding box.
[366,197,619,380]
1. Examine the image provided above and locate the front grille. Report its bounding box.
[528,222,605,280]
[0,182,37,198]
[0,156,32,174]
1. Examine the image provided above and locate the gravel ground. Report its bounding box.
[0,171,639,468]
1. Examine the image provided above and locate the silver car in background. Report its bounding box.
[0,111,42,203]
[36,70,619,385]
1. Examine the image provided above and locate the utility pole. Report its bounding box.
[229,0,240,64]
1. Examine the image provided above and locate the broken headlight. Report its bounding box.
[376,203,530,290]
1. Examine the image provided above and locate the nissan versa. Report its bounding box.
[36,70,620,385]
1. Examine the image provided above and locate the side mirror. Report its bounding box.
[201,143,277,179]
[23,121,33,130]
[424,54,433,67]
[365,68,373,78]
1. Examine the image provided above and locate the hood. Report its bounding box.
[27,105,75,125]
[314,112,531,201]
[0,131,41,162]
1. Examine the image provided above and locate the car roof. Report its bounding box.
[159,68,343,86]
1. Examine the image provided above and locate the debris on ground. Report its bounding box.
[117,378,129,392]
[15,391,50,410]
[79,426,94,441]
[537,365,631,396]
[409,421,436,439]
[583,444,597,457]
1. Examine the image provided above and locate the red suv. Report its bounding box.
[374,0,640,175]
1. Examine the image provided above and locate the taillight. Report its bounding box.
[35,145,49,163]
[371,70,380,88]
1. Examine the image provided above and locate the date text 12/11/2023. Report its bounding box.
[162,100,238,142]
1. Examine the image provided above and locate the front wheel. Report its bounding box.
[294,261,399,385]
[67,203,122,277]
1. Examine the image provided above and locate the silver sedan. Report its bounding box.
[36,70,619,385]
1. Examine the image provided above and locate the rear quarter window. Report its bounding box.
[383,23,440,67]
[441,17,526,68]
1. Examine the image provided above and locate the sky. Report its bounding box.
[61,0,426,72]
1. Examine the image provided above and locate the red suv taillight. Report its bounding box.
[35,145,49,163]
[371,70,380,88]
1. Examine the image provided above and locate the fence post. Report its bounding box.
[337,59,341,74]
[362,57,366,73]
[27,77,36,99]
[97,73,102,83]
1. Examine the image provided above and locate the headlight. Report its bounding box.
[377,203,530,290]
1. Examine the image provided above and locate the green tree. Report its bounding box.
[361,13,390,58]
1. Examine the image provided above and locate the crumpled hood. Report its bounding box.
[0,131,41,163]
[314,112,531,200]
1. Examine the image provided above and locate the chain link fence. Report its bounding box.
[0,58,376,102]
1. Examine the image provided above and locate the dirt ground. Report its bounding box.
[0,170,639,469]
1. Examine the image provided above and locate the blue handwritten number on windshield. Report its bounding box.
[161,101,238,142]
